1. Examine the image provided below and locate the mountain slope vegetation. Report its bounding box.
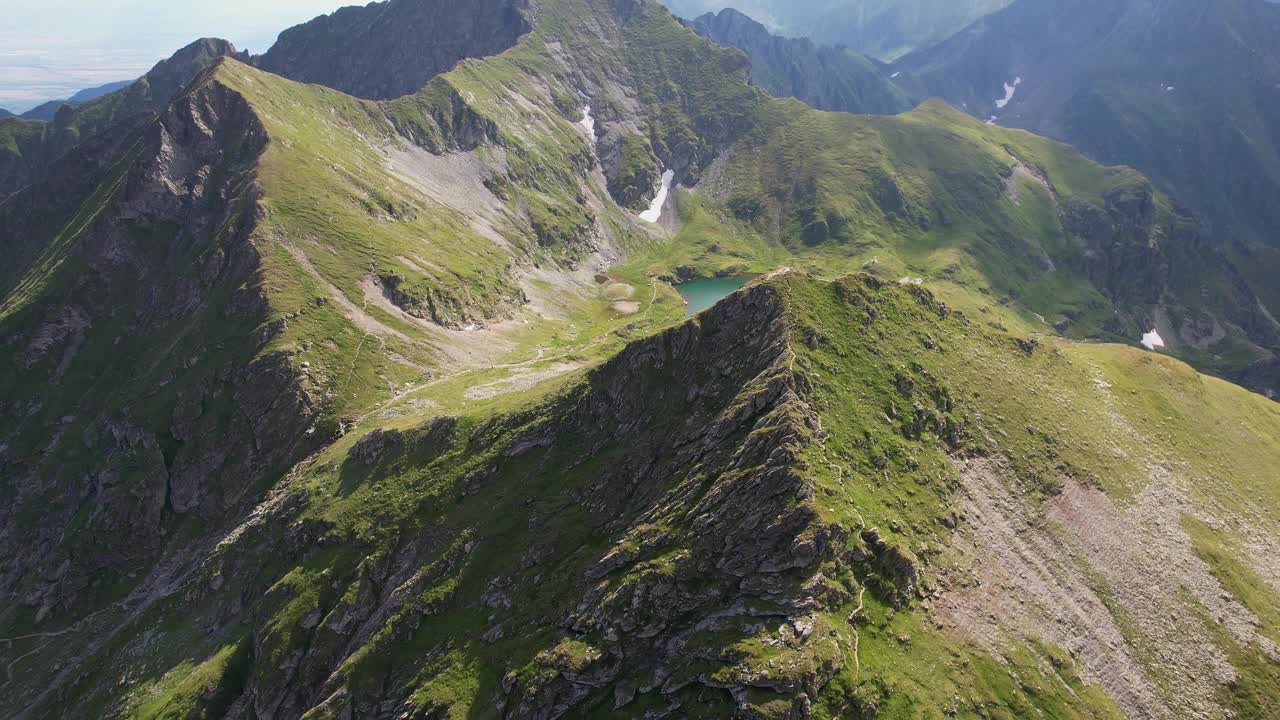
[19,81,135,122]
[893,0,1280,391]
[1,0,1278,718]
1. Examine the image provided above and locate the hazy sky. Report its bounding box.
[0,0,352,112]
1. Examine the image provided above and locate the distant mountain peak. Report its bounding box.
[688,5,912,114]
[254,0,532,100]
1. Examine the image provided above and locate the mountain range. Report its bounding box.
[662,0,1012,59]
[687,8,912,115]
[891,0,1280,389]
[2,0,1279,718]
[0,38,247,203]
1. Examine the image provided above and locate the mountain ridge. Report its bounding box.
[0,38,245,202]
[18,80,135,122]
[254,0,533,101]
[660,0,1013,59]
[892,0,1280,394]
[2,0,1279,718]
[687,8,913,115]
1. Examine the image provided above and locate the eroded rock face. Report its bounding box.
[256,0,532,100]
[0,75,319,630]
[211,283,869,719]
[0,38,244,201]
[63,281,866,720]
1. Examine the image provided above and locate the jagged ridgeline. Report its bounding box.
[1,0,1279,718]
[0,38,248,202]
[685,9,914,116]
[9,272,1280,718]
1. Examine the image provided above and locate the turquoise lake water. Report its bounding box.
[676,276,755,316]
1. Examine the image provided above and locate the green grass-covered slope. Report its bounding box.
[0,0,818,645]
[890,0,1280,393]
[394,0,1276,393]
[12,272,1277,719]
[1,0,746,686]
[625,94,1277,381]
[3,0,1279,717]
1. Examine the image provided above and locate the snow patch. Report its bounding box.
[1140,329,1165,351]
[639,169,675,224]
[898,277,924,286]
[579,104,595,136]
[890,71,901,79]
[995,77,1022,109]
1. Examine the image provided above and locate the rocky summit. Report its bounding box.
[1,0,1278,719]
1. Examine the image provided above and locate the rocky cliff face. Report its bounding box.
[255,0,532,100]
[1059,182,1167,308]
[3,275,962,719]
[0,38,243,201]
[0,68,321,637]
[688,8,912,115]
[245,279,852,718]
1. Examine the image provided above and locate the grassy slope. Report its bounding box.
[102,272,1280,720]
[5,1,1279,717]
[99,0,1249,435]
[893,0,1280,358]
[625,95,1163,341]
[190,0,777,429]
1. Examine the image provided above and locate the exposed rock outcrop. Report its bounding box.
[255,0,532,100]
[1061,181,1167,307]
[0,69,320,635]
[0,38,244,200]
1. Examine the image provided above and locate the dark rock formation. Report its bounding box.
[688,8,912,115]
[0,70,319,632]
[0,38,244,200]
[1061,181,1168,308]
[255,0,532,100]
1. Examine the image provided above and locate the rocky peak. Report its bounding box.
[255,0,532,100]
[0,64,325,642]
[688,8,912,115]
[0,37,243,201]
